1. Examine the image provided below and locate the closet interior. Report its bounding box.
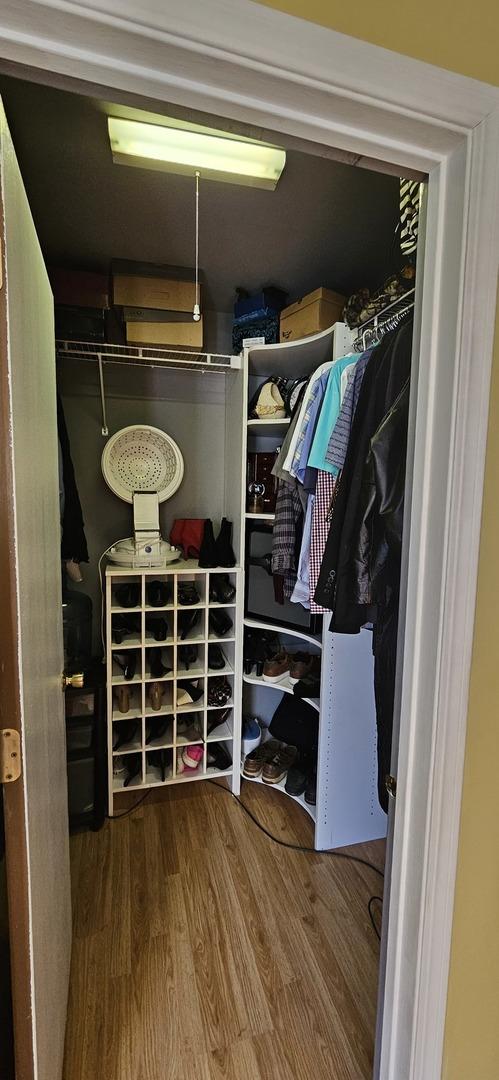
[0,73,418,853]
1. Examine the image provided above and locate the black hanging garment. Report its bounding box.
[57,395,89,564]
[314,316,413,811]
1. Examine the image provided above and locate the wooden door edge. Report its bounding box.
[0,171,35,1080]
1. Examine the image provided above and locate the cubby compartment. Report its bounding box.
[144,577,174,610]
[207,673,234,709]
[177,606,207,644]
[111,651,142,685]
[144,645,174,681]
[145,611,174,645]
[207,639,234,675]
[112,683,142,719]
[112,751,144,792]
[175,712,204,745]
[145,713,174,748]
[110,611,142,649]
[206,707,234,742]
[175,572,207,608]
[176,677,206,712]
[112,717,142,755]
[143,680,174,714]
[145,748,174,785]
[176,642,206,678]
[110,575,142,612]
[208,571,237,607]
[205,740,233,776]
[208,607,235,641]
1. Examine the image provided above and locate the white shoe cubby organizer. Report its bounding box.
[106,563,243,815]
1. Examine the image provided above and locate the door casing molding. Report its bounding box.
[0,2,498,1077]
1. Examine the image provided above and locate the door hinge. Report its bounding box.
[0,729,21,783]
[385,774,397,800]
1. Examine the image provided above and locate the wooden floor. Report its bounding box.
[63,781,385,1080]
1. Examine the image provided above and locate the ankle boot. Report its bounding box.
[149,649,172,678]
[198,519,218,568]
[215,518,236,567]
[149,682,164,711]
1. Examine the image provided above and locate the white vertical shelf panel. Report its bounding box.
[315,626,387,850]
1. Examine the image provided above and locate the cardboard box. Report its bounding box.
[112,260,200,313]
[126,317,204,349]
[279,287,345,343]
[50,268,109,309]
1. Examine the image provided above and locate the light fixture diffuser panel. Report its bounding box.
[108,116,286,190]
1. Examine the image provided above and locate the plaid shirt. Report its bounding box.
[272,479,303,597]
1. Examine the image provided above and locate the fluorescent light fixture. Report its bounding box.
[108,116,286,190]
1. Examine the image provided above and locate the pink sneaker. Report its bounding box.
[182,744,203,771]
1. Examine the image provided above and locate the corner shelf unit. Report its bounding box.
[106,563,243,814]
[242,323,387,850]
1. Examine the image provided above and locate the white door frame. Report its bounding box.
[1,3,498,1077]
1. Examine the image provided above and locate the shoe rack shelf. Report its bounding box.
[106,564,243,813]
[241,325,387,850]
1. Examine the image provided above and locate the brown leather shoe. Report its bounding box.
[288,652,313,684]
[243,738,281,778]
[263,651,290,683]
[262,744,298,784]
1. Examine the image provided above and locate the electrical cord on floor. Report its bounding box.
[368,896,383,942]
[109,790,152,819]
[207,780,384,880]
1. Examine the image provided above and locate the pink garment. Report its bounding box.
[310,471,336,613]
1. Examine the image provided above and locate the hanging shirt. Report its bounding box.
[289,367,331,486]
[325,349,373,472]
[307,354,358,474]
[290,493,314,608]
[281,360,334,474]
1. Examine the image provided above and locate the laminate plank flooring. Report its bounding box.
[63,781,385,1080]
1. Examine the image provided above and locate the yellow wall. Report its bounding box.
[257,3,499,1076]
[258,0,499,86]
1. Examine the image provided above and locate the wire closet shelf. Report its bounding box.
[351,288,415,352]
[56,339,242,373]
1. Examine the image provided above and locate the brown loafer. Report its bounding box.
[288,651,313,684]
[243,738,281,778]
[262,744,298,784]
[263,651,290,682]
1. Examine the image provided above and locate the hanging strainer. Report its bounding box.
[101,425,184,503]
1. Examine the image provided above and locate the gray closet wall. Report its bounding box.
[59,355,230,650]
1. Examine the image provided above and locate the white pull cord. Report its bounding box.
[193,170,201,322]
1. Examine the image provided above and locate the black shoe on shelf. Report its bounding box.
[146,615,169,642]
[114,650,138,681]
[146,580,170,607]
[198,519,218,568]
[209,609,233,637]
[123,752,142,787]
[209,574,236,604]
[206,708,232,736]
[148,748,170,782]
[208,644,225,670]
[113,719,139,751]
[214,518,236,567]
[293,671,321,699]
[285,752,314,797]
[207,742,232,771]
[178,610,201,640]
[146,714,173,745]
[176,679,204,705]
[149,649,172,678]
[115,583,140,608]
[178,581,200,606]
[304,767,317,806]
[112,614,140,644]
[178,644,199,670]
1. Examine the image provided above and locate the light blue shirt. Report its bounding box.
[307,354,358,473]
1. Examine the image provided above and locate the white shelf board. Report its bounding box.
[247,417,290,436]
[243,672,320,712]
[111,672,142,686]
[244,616,322,650]
[245,512,275,521]
[112,704,142,721]
[111,635,141,650]
[247,323,336,378]
[207,661,234,677]
[241,772,316,823]
[208,633,236,644]
[112,736,142,755]
[106,560,242,577]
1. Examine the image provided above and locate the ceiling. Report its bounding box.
[0,75,401,313]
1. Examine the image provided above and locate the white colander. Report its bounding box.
[101,425,184,503]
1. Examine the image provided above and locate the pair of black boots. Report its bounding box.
[199,518,236,569]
